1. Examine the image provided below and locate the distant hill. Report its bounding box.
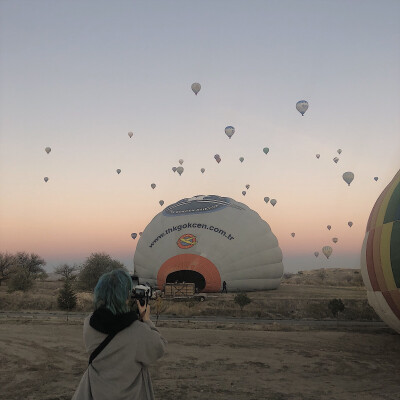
[282,268,364,287]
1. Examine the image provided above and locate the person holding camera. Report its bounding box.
[72,269,167,400]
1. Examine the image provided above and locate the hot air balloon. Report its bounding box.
[333,157,339,164]
[264,197,270,204]
[159,200,164,206]
[116,169,121,174]
[176,166,184,176]
[322,246,333,259]
[316,154,320,159]
[242,191,246,196]
[191,82,201,95]
[343,171,354,186]
[245,184,250,190]
[296,100,309,116]
[270,199,277,207]
[131,233,137,239]
[201,168,205,174]
[332,237,338,244]
[128,132,133,138]
[291,233,295,238]
[327,225,332,230]
[45,147,51,154]
[374,177,379,181]
[139,232,143,236]
[239,157,244,163]
[337,149,342,155]
[179,159,184,165]
[348,221,353,228]
[172,167,177,173]
[214,154,221,164]
[314,251,319,258]
[225,126,235,139]
[263,147,269,155]
[151,183,156,189]
[133,195,284,292]
[44,177,49,182]
[361,168,400,333]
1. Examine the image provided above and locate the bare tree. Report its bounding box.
[0,252,14,286]
[55,264,78,281]
[14,252,47,279]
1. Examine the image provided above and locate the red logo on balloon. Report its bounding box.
[177,234,197,249]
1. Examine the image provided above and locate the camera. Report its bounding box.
[131,284,153,307]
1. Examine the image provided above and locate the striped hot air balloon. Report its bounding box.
[361,169,400,333]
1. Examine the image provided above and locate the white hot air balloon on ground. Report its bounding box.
[45,147,51,154]
[322,246,333,259]
[343,171,354,186]
[176,166,184,176]
[296,100,309,116]
[191,82,201,95]
[225,126,235,139]
[133,195,284,292]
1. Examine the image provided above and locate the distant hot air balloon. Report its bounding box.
[214,154,221,164]
[176,166,184,175]
[239,157,244,163]
[270,199,277,207]
[44,177,49,182]
[225,126,235,139]
[264,197,270,204]
[316,154,320,159]
[159,200,164,206]
[337,149,342,155]
[314,251,319,258]
[116,169,121,174]
[139,232,143,237]
[191,82,201,95]
[245,184,250,190]
[291,233,295,238]
[374,177,379,181]
[45,147,51,154]
[128,132,133,138]
[131,233,137,239]
[263,147,269,155]
[348,221,353,228]
[172,167,177,173]
[343,171,354,186]
[296,100,309,116]
[333,157,339,164]
[327,225,332,230]
[322,246,333,259]
[332,237,338,244]
[179,159,184,165]
[151,183,156,189]
[242,191,246,196]
[201,168,205,174]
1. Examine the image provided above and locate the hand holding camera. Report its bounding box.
[137,301,150,322]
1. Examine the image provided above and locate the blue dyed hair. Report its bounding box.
[93,269,133,315]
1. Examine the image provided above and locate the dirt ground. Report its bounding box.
[1,317,399,400]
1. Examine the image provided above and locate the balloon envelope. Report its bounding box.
[172,167,177,172]
[333,157,339,164]
[179,159,184,165]
[116,169,121,174]
[225,126,235,139]
[263,147,269,155]
[245,184,250,189]
[264,197,270,204]
[159,200,164,206]
[337,149,342,154]
[151,183,156,189]
[270,199,277,207]
[191,82,201,95]
[316,154,320,159]
[314,251,319,258]
[44,177,49,182]
[348,221,353,227]
[322,246,333,259]
[128,132,133,138]
[45,147,51,154]
[327,225,331,230]
[291,233,295,237]
[296,100,309,116]
[242,191,246,196]
[131,233,137,239]
[201,168,205,174]
[176,166,184,175]
[343,171,354,186]
[239,157,244,163]
[374,177,379,181]
[332,237,338,244]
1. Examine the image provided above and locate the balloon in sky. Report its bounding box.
[128,132,133,138]
[214,154,221,164]
[45,147,51,154]
[176,166,184,176]
[44,177,49,182]
[343,171,354,186]
[201,168,205,174]
[327,225,331,230]
[179,159,184,165]
[239,157,244,163]
[361,169,400,333]
[151,183,156,189]
[314,251,319,258]
[191,82,201,95]
[263,147,269,155]
[264,197,270,204]
[296,100,309,116]
[225,126,235,139]
[172,167,177,173]
[333,157,339,164]
[139,232,143,237]
[374,177,379,181]
[245,184,250,190]
[332,237,338,244]
[242,191,246,196]
[131,233,137,239]
[322,246,333,259]
[337,149,342,155]
[159,200,164,206]
[291,233,295,238]
[133,195,284,292]
[116,169,121,174]
[270,199,277,207]
[348,221,353,228]
[316,154,320,159]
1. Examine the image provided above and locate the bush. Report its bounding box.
[7,269,34,292]
[58,280,77,311]
[234,292,252,311]
[328,298,345,318]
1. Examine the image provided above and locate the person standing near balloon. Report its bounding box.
[221,281,227,293]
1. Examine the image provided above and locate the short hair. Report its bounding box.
[93,269,133,315]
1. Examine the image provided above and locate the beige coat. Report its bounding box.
[72,315,167,400]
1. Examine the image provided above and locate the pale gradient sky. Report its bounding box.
[0,0,399,273]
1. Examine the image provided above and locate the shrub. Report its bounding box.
[7,269,33,292]
[58,279,77,311]
[328,298,345,318]
[234,292,252,311]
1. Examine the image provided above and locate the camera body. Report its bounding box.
[131,283,153,307]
